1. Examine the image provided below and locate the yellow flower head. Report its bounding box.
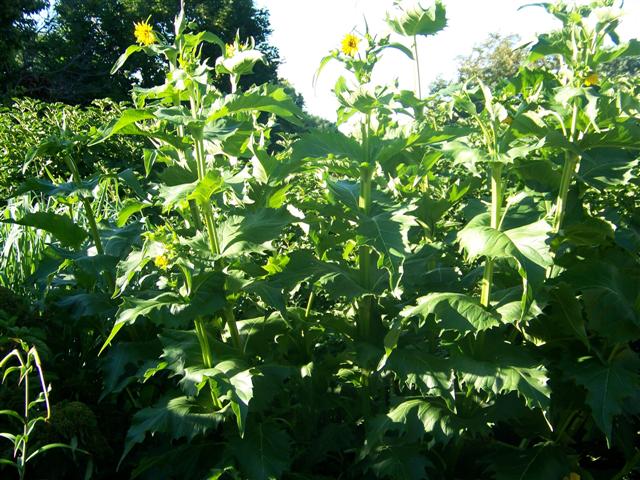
[584,72,599,87]
[154,254,170,270]
[134,19,156,46]
[341,33,360,57]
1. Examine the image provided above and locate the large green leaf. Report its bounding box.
[386,0,447,37]
[291,131,363,165]
[208,86,303,126]
[458,214,552,311]
[386,345,453,398]
[5,212,88,249]
[578,148,639,189]
[486,443,571,480]
[100,292,183,354]
[121,395,224,465]
[452,332,550,409]
[358,209,415,291]
[158,171,225,210]
[570,356,640,445]
[559,258,640,342]
[218,208,295,257]
[91,109,155,145]
[402,293,500,334]
[230,422,292,480]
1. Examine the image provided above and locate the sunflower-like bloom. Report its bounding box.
[154,254,170,270]
[341,33,360,57]
[134,19,157,46]
[584,72,599,87]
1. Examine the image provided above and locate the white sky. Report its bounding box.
[255,0,640,121]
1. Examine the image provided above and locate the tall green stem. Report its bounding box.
[357,115,373,339]
[413,35,422,99]
[63,154,115,291]
[480,163,503,307]
[552,152,578,234]
[190,94,240,350]
[194,317,222,408]
[552,103,580,234]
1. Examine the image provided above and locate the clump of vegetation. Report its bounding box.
[1,0,639,478]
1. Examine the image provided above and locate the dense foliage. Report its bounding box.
[1,0,640,479]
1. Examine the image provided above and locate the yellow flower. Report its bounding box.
[154,254,169,270]
[134,19,156,46]
[584,72,599,87]
[341,33,360,57]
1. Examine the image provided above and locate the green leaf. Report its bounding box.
[219,208,294,257]
[452,331,550,409]
[559,258,640,342]
[578,148,639,189]
[327,179,360,211]
[100,292,183,354]
[386,0,448,37]
[386,346,453,398]
[402,293,500,334]
[4,212,88,249]
[121,395,224,465]
[486,443,571,480]
[291,131,363,165]
[100,340,161,398]
[358,209,415,291]
[458,214,552,312]
[111,45,143,74]
[570,357,640,445]
[117,200,151,227]
[91,109,155,145]
[369,446,431,480]
[230,422,292,480]
[208,86,303,126]
[158,171,225,210]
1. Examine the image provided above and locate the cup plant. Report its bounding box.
[1,0,639,479]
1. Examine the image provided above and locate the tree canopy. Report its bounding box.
[2,0,279,103]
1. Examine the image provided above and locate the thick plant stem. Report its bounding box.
[553,102,580,233]
[413,35,422,99]
[305,290,315,319]
[223,307,241,350]
[357,115,373,339]
[552,151,579,234]
[194,317,222,408]
[480,164,503,307]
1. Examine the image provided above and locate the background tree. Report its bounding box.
[0,0,47,98]
[457,33,525,89]
[13,0,279,103]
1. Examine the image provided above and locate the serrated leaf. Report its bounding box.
[358,209,415,290]
[571,356,640,444]
[559,258,640,342]
[402,292,500,333]
[386,0,448,37]
[100,292,183,354]
[219,208,294,257]
[291,131,363,165]
[578,148,639,189]
[452,331,550,409]
[4,212,88,249]
[121,395,224,465]
[117,199,151,227]
[486,443,571,480]
[230,422,291,480]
